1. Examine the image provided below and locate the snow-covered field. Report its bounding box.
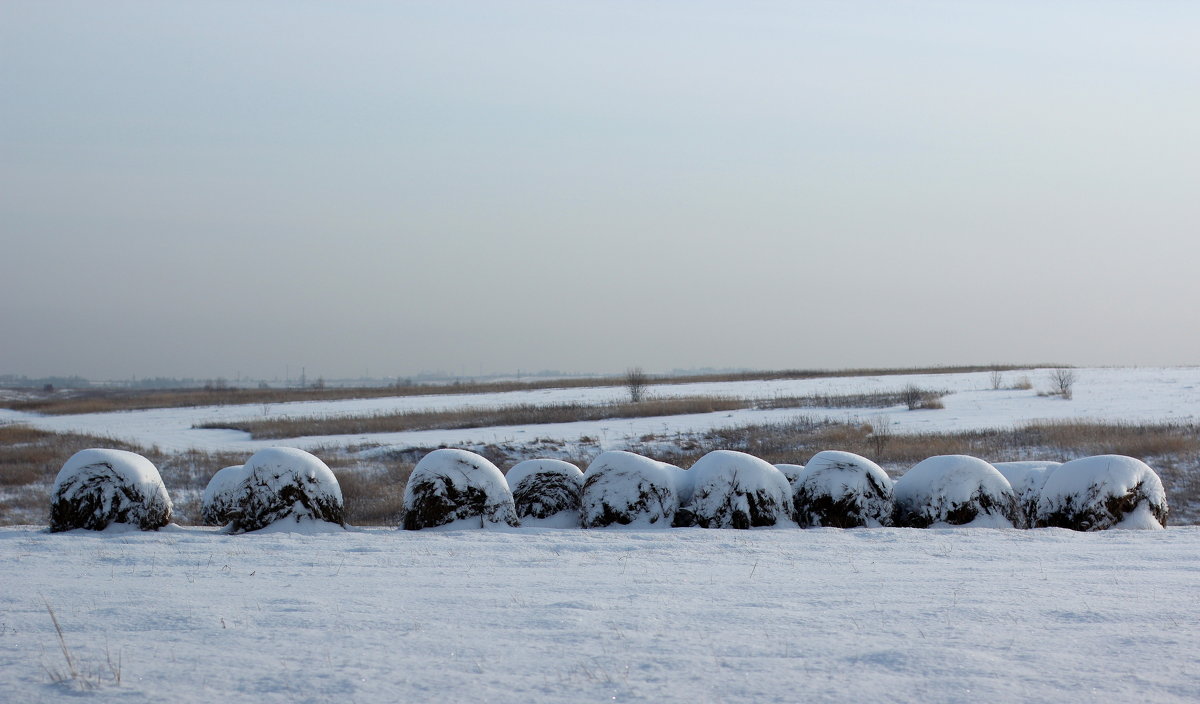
[2,367,1198,456]
[2,523,1198,703]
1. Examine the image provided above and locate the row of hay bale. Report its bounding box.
[50,446,343,533]
[47,445,1168,533]
[404,448,1169,532]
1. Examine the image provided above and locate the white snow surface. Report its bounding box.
[687,450,795,528]
[3,526,1199,703]
[5,367,1200,456]
[894,455,1016,528]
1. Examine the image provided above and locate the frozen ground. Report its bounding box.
[2,367,1198,456]
[1,524,1198,703]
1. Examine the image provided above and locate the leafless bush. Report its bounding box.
[901,385,946,410]
[625,367,648,403]
[868,415,893,458]
[1049,368,1077,399]
[990,369,1004,390]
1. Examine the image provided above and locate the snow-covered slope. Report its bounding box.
[2,526,1198,703]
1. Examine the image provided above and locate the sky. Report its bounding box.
[2,1,1198,381]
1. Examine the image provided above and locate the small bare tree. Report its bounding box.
[625,367,648,403]
[868,414,893,458]
[990,369,1004,390]
[1050,368,1077,400]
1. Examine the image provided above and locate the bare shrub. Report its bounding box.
[868,415,893,458]
[1049,368,1077,400]
[990,369,1004,390]
[625,367,648,403]
[901,385,946,410]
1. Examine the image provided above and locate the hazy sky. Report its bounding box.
[3,1,1198,380]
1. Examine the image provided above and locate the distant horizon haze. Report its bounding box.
[3,1,1198,380]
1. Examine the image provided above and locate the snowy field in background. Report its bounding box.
[2,367,1199,456]
[2,524,1198,703]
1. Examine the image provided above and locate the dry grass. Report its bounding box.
[198,391,950,440]
[334,462,413,526]
[6,364,1046,415]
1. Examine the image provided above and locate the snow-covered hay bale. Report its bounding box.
[994,461,1061,529]
[775,464,805,488]
[230,447,344,533]
[49,449,172,532]
[687,450,794,529]
[1034,455,1168,531]
[581,451,680,528]
[200,464,249,526]
[893,455,1018,528]
[403,449,519,530]
[506,459,583,521]
[793,451,894,528]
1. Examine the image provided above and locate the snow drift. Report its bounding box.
[793,451,894,528]
[403,449,519,530]
[893,455,1018,528]
[200,464,249,526]
[229,447,345,533]
[993,461,1060,528]
[581,451,680,528]
[685,450,794,529]
[506,459,583,521]
[49,448,173,532]
[1034,455,1168,530]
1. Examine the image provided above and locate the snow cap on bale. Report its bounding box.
[581,450,680,528]
[894,455,1018,528]
[229,447,344,533]
[775,464,805,488]
[200,464,249,526]
[506,459,583,524]
[1035,455,1168,530]
[794,451,894,528]
[50,448,172,532]
[993,461,1061,529]
[404,449,519,530]
[687,450,794,529]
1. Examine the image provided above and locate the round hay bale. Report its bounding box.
[403,449,519,530]
[506,459,583,524]
[229,447,344,533]
[581,451,680,528]
[794,451,894,528]
[200,464,249,526]
[1034,455,1168,530]
[688,450,794,529]
[49,449,173,532]
[993,461,1061,529]
[893,455,1018,528]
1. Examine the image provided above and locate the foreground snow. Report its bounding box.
[2,526,1198,703]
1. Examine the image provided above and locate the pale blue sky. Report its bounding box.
[2,1,1198,380]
